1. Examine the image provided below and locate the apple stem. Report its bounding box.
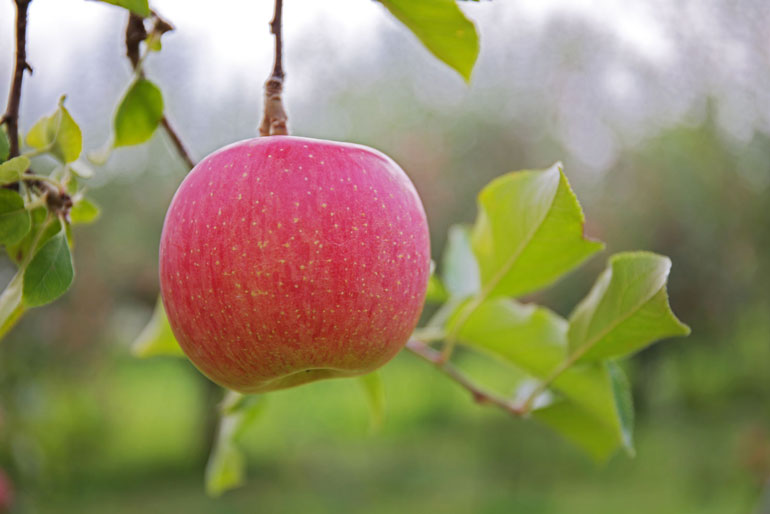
[259,0,289,137]
[124,12,196,170]
[406,339,528,417]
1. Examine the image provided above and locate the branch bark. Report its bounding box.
[406,339,527,417]
[124,12,195,170]
[258,0,288,137]
[1,0,33,158]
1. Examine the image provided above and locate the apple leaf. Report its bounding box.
[379,0,479,81]
[358,371,385,432]
[441,224,480,298]
[471,163,604,299]
[22,227,75,307]
[69,197,101,225]
[69,160,96,179]
[0,127,9,162]
[206,392,266,497]
[608,361,634,455]
[6,208,59,264]
[0,271,26,341]
[449,298,633,458]
[114,79,164,148]
[25,96,83,164]
[532,397,620,461]
[131,296,184,358]
[425,271,449,304]
[0,190,31,245]
[93,0,150,17]
[568,252,691,362]
[0,156,30,185]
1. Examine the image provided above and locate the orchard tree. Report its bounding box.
[0,0,690,498]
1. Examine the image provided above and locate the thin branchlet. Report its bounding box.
[124,12,195,170]
[1,0,32,159]
[406,339,528,417]
[1,0,71,213]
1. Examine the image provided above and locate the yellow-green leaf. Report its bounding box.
[131,296,184,358]
[379,0,479,81]
[0,271,26,341]
[0,189,31,245]
[114,79,164,148]
[70,197,101,225]
[0,156,30,185]
[358,371,385,432]
[95,0,150,17]
[471,163,603,298]
[0,126,9,162]
[25,97,82,163]
[569,252,691,362]
[205,392,266,497]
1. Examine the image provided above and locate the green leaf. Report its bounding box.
[532,398,620,461]
[131,296,184,358]
[358,371,385,432]
[25,96,83,163]
[379,0,479,81]
[145,32,162,52]
[0,126,9,162]
[114,79,164,147]
[450,298,630,459]
[425,271,449,304]
[0,271,26,341]
[0,156,29,186]
[94,0,150,17]
[22,227,75,307]
[441,224,480,298]
[449,298,568,378]
[206,392,266,497]
[6,208,58,264]
[0,189,31,245]
[69,197,101,225]
[608,361,634,455]
[471,163,604,298]
[568,252,691,362]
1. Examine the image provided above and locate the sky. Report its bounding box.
[0,0,767,181]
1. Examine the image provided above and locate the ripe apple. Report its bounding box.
[159,136,431,393]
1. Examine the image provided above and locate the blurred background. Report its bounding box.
[1,0,769,512]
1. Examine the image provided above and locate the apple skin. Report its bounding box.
[159,136,430,393]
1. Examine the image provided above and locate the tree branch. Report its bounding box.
[405,339,526,417]
[1,0,33,158]
[124,12,196,170]
[0,0,70,212]
[258,0,288,137]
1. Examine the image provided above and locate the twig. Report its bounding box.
[124,12,195,170]
[406,339,526,417]
[0,0,70,211]
[160,117,195,169]
[258,0,288,136]
[1,0,33,159]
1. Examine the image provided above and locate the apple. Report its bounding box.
[159,136,431,393]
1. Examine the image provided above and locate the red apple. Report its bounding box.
[159,136,430,393]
